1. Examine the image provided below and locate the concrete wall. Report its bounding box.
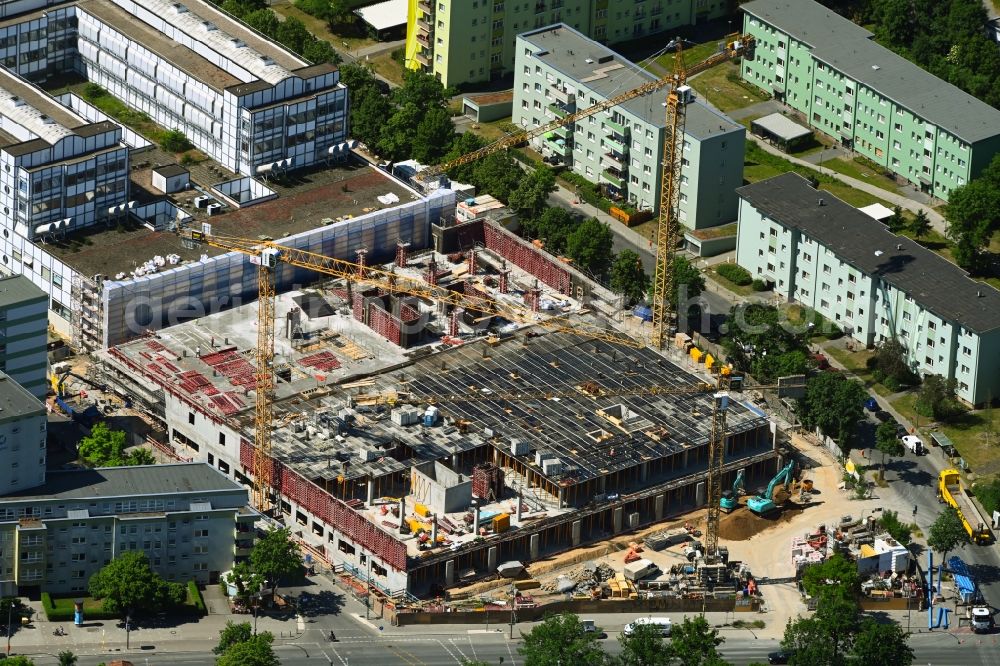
[411,461,471,515]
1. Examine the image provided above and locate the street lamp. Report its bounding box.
[6,599,12,655]
[125,610,133,650]
[253,591,264,635]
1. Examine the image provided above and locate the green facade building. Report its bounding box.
[513,24,745,229]
[0,274,48,400]
[740,0,1000,201]
[407,0,731,88]
[735,173,1000,406]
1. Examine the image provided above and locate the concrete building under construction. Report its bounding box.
[97,222,779,598]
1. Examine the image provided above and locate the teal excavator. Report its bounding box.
[747,461,796,515]
[720,469,745,513]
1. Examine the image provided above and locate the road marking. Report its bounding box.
[506,639,519,666]
[326,646,348,666]
[296,614,305,631]
[388,643,427,666]
[467,634,478,661]
[447,637,470,661]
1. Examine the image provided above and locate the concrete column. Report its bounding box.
[695,481,706,507]
[431,514,438,545]
[683,450,689,468]
[571,520,581,546]
[599,477,607,494]
[529,533,540,560]
[445,559,455,586]
[557,487,565,508]
[629,512,640,529]
[516,493,523,522]
[654,494,665,521]
[473,507,480,534]
[487,546,498,572]
[399,498,406,530]
[367,479,375,506]
[640,462,648,483]
[612,507,623,534]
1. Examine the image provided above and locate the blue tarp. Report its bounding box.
[632,305,653,322]
[948,556,977,601]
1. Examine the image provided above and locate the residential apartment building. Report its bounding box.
[0,371,46,497]
[734,172,1000,406]
[0,0,349,177]
[407,0,731,88]
[0,463,255,596]
[740,0,1000,201]
[0,276,48,399]
[513,24,744,228]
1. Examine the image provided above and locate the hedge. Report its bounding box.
[716,263,752,286]
[42,593,118,621]
[187,581,207,616]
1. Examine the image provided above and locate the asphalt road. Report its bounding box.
[23,632,998,665]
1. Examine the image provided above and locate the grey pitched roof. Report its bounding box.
[742,0,1000,144]
[3,463,243,501]
[737,172,1000,334]
[0,274,46,308]
[0,371,44,421]
[520,24,741,138]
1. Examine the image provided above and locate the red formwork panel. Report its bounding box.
[399,303,420,324]
[352,293,365,322]
[368,305,401,346]
[483,223,572,295]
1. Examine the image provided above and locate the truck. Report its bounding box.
[901,435,924,455]
[969,605,994,633]
[623,558,659,582]
[939,469,993,544]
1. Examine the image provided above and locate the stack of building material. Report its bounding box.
[472,463,504,500]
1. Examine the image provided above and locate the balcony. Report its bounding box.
[235,539,253,556]
[416,32,430,46]
[550,85,575,106]
[604,118,626,136]
[418,0,432,14]
[601,151,626,170]
[604,135,627,154]
[601,168,624,188]
[415,50,431,67]
[544,134,572,156]
[547,102,569,118]
[535,2,546,14]
[416,18,432,35]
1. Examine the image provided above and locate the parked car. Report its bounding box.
[895,423,909,438]
[864,397,879,412]
[768,649,795,664]
[874,410,892,422]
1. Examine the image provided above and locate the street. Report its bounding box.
[14,630,998,665]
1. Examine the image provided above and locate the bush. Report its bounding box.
[751,278,767,291]
[83,83,107,100]
[390,47,404,65]
[42,594,119,622]
[716,263,752,286]
[160,129,193,153]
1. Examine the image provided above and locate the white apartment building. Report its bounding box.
[0,370,46,497]
[0,463,255,596]
[735,172,1000,406]
[514,24,744,229]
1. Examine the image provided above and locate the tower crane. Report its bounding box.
[421,34,754,350]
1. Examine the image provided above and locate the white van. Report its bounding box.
[902,435,924,455]
[623,617,672,637]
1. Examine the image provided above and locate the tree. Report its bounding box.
[610,250,650,307]
[339,62,380,99]
[914,374,963,420]
[927,505,971,561]
[412,107,457,165]
[78,423,153,467]
[301,38,341,65]
[225,561,265,605]
[508,166,557,219]
[215,632,280,666]
[875,421,904,478]
[88,551,184,616]
[871,337,916,389]
[798,372,867,452]
[616,621,672,666]
[393,70,454,110]
[566,218,614,279]
[885,205,906,232]
[57,652,77,666]
[518,613,607,666]
[243,9,280,37]
[944,172,1000,272]
[670,255,706,314]
[909,209,931,239]
[800,553,861,601]
[849,619,913,665]
[276,16,312,54]
[214,621,253,655]
[250,528,303,600]
[220,0,266,18]
[351,91,393,150]
[0,657,36,666]
[877,509,913,545]
[522,206,576,256]
[668,615,725,666]
[721,303,806,382]
[160,129,192,153]
[782,591,861,666]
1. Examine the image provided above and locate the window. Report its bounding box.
[188,412,195,425]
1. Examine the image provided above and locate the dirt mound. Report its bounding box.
[718,503,803,541]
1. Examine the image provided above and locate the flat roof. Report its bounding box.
[0,371,44,421]
[742,0,1000,144]
[152,163,189,178]
[0,67,86,145]
[77,0,241,92]
[355,0,407,31]
[0,274,46,308]
[737,172,1000,333]
[751,112,811,141]
[858,203,894,221]
[1,462,242,501]
[520,24,741,139]
[45,161,417,277]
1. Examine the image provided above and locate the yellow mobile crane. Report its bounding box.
[421,34,755,349]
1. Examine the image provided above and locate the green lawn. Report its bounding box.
[271,1,377,52]
[688,62,769,112]
[369,50,406,86]
[825,345,895,397]
[820,157,902,194]
[890,394,1000,476]
[654,39,725,72]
